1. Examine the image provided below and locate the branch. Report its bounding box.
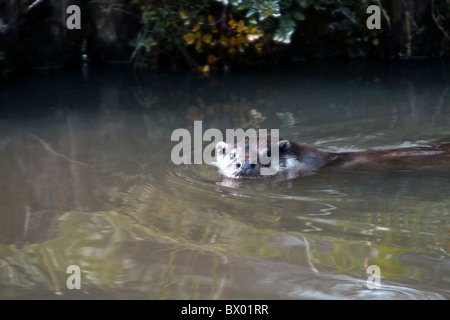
[30,134,93,167]
[376,0,391,34]
[26,0,44,13]
[431,0,450,43]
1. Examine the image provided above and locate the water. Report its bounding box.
[1,61,450,299]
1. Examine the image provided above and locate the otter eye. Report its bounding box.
[229,152,236,160]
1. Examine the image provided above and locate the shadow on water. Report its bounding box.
[0,61,450,299]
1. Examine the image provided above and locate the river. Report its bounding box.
[1,60,449,299]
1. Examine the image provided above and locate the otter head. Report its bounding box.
[214,139,293,179]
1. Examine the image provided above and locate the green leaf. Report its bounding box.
[273,15,296,44]
[245,8,256,18]
[292,11,305,21]
[296,0,309,9]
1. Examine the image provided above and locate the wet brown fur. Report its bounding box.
[215,138,450,178]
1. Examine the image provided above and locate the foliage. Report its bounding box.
[129,0,386,70]
[1,0,449,75]
[181,11,265,69]
[130,0,275,71]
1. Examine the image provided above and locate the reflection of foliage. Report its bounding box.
[185,95,267,129]
[132,80,269,129]
[2,178,449,298]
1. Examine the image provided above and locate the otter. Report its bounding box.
[214,138,450,179]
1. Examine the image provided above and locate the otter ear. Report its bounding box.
[216,141,229,159]
[278,140,291,153]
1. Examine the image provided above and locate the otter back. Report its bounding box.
[213,138,450,179]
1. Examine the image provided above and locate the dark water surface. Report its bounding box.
[1,61,450,299]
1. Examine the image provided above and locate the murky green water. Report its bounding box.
[1,61,450,299]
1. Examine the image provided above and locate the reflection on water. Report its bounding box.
[1,61,450,299]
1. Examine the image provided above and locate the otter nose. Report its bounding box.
[236,160,257,171]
